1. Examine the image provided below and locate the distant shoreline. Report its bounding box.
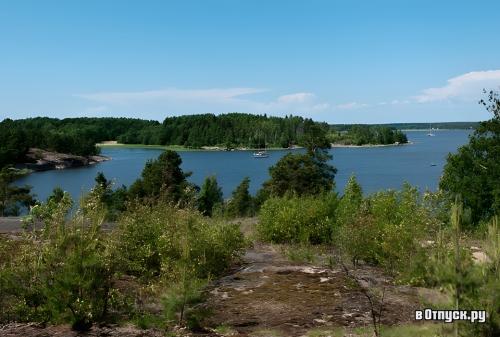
[401,128,474,132]
[97,141,414,151]
[97,142,304,152]
[330,142,412,148]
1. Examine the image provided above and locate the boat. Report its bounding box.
[427,123,435,137]
[253,150,269,158]
[430,163,437,167]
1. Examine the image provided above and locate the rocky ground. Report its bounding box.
[18,148,109,171]
[0,218,450,337]
[196,243,431,337]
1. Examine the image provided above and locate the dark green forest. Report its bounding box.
[1,114,409,169]
[328,125,408,145]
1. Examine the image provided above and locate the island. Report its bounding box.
[1,114,414,172]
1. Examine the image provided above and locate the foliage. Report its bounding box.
[262,152,337,197]
[128,150,197,204]
[83,172,128,220]
[328,125,408,145]
[225,177,254,217]
[114,202,245,280]
[258,193,338,244]
[0,117,160,167]
[197,175,223,216]
[0,192,115,330]
[0,114,330,168]
[336,182,436,275]
[0,167,34,216]
[159,113,311,149]
[0,114,411,169]
[1,186,245,331]
[423,203,500,336]
[440,90,500,224]
[113,201,244,328]
[336,175,363,227]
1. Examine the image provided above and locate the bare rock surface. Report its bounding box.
[19,148,109,171]
[200,243,423,337]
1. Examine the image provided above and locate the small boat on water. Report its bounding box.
[427,123,435,137]
[253,150,269,158]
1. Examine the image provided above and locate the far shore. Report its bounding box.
[97,141,414,150]
[330,141,412,148]
[97,141,303,152]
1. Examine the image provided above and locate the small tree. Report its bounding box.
[263,153,336,197]
[0,167,34,216]
[226,177,253,217]
[337,175,363,226]
[129,150,195,204]
[197,176,223,216]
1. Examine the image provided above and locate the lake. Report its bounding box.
[16,130,472,203]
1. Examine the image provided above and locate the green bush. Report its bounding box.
[257,193,338,244]
[336,182,436,275]
[0,191,115,330]
[114,202,245,280]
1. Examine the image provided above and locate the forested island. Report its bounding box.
[328,124,408,146]
[0,114,409,169]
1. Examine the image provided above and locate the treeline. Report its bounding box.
[118,113,317,148]
[0,117,159,167]
[0,114,325,168]
[328,125,408,145]
[331,122,478,131]
[1,114,414,169]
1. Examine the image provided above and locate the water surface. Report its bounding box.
[16,130,472,203]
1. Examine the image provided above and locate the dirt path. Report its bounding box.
[200,243,422,337]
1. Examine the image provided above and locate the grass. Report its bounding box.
[284,244,317,264]
[214,324,238,336]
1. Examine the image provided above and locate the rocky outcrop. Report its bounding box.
[18,148,110,172]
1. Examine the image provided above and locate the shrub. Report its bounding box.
[257,193,338,244]
[336,183,435,275]
[114,202,245,280]
[0,192,115,330]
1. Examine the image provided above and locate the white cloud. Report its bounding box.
[415,70,500,103]
[76,87,267,105]
[277,92,315,104]
[335,102,369,110]
[76,87,330,115]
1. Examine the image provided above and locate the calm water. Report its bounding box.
[16,130,472,202]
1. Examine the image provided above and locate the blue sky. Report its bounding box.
[1,0,500,124]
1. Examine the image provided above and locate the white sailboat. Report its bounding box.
[427,123,435,137]
[253,137,269,158]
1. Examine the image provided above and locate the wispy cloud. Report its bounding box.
[76,87,267,105]
[76,87,330,115]
[269,92,329,112]
[335,102,369,110]
[415,70,500,103]
[277,92,315,104]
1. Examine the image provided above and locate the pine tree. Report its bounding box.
[197,176,223,216]
[226,177,253,217]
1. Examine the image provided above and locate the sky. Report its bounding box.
[1,0,500,124]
